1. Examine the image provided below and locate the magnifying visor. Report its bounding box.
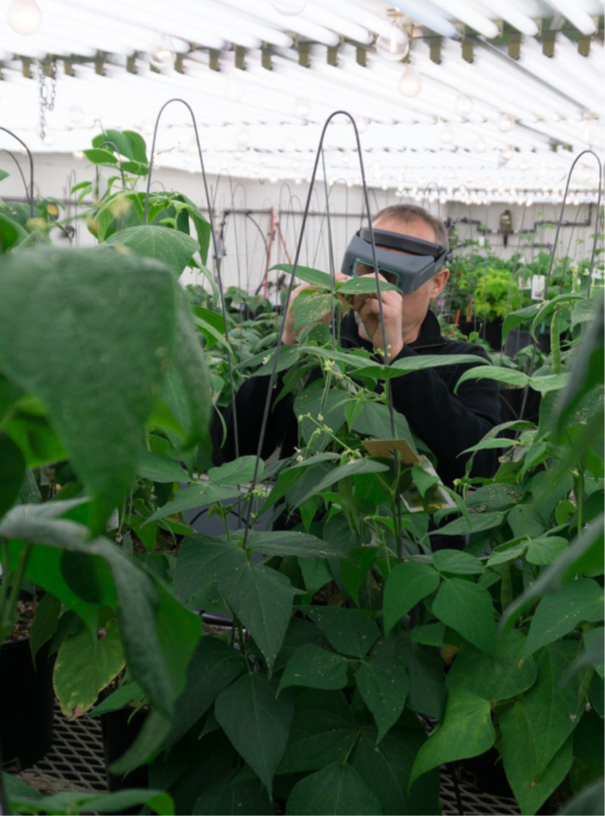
[341,227,451,294]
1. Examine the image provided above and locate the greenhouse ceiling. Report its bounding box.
[0,0,603,204]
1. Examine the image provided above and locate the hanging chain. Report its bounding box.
[38,58,57,142]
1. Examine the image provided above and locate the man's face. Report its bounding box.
[369,215,450,330]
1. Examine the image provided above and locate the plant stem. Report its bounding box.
[0,543,31,644]
[550,308,561,375]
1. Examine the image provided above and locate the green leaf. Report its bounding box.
[570,710,604,793]
[10,788,174,816]
[352,728,440,816]
[193,772,273,815]
[524,578,604,657]
[109,710,172,776]
[286,762,382,816]
[137,451,188,483]
[53,618,125,717]
[559,780,605,816]
[383,561,440,636]
[446,629,537,702]
[502,303,542,341]
[83,147,118,165]
[103,225,199,278]
[208,456,263,486]
[270,262,332,289]
[501,702,573,816]
[340,547,377,605]
[338,277,401,295]
[90,680,145,717]
[0,248,180,531]
[303,606,380,658]
[279,644,349,692]
[500,517,604,633]
[174,535,244,604]
[167,636,244,748]
[525,536,568,565]
[278,690,359,774]
[584,627,605,679]
[434,511,505,537]
[226,560,294,671]
[146,484,241,524]
[0,431,25,519]
[93,129,143,161]
[409,688,495,789]
[352,354,489,381]
[357,637,410,742]
[528,373,570,394]
[352,402,417,452]
[455,366,529,393]
[292,459,389,509]
[215,673,294,794]
[524,641,589,778]
[247,530,352,560]
[433,578,496,655]
[398,633,445,719]
[0,212,28,251]
[555,304,603,437]
[29,592,61,662]
[293,291,333,331]
[432,549,483,576]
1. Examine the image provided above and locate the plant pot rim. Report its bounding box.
[1,635,31,650]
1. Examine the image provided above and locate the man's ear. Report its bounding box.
[430,268,449,298]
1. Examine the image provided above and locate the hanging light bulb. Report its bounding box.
[7,0,42,34]
[501,145,514,162]
[293,97,310,119]
[284,137,296,153]
[474,135,487,153]
[439,122,454,145]
[356,116,370,133]
[456,93,473,118]
[68,104,85,126]
[151,34,176,65]
[398,64,422,97]
[498,112,514,133]
[376,24,409,62]
[272,0,306,15]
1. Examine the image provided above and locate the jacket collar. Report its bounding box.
[340,307,446,351]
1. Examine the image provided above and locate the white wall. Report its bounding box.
[1,152,601,296]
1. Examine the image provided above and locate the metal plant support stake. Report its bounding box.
[0,127,35,220]
[517,149,603,425]
[143,98,240,460]
[242,110,401,555]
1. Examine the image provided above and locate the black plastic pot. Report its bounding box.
[457,319,483,338]
[101,707,149,793]
[503,328,551,357]
[483,319,503,351]
[0,638,54,771]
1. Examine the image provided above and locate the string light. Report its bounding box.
[376,24,410,61]
[398,65,422,97]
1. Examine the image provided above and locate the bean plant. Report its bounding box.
[0,131,602,816]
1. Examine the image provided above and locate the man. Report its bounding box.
[214,204,500,486]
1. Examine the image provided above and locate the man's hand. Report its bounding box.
[353,273,404,360]
[282,273,349,345]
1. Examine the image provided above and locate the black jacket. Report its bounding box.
[213,309,501,485]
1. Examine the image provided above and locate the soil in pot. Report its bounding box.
[0,620,55,772]
[101,706,149,795]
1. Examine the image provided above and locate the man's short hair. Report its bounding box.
[372,204,449,250]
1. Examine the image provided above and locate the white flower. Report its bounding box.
[318,413,324,421]
[263,356,270,365]
[296,455,304,463]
